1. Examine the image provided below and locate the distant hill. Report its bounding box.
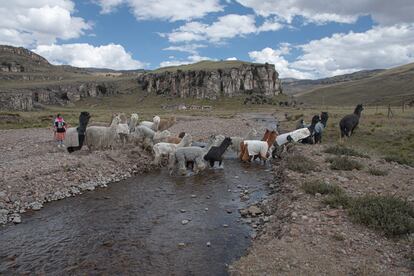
[296,63,414,106]
[282,69,384,96]
[0,45,142,110]
[152,60,261,73]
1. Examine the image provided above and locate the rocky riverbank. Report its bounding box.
[230,143,414,275]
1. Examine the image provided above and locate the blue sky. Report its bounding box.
[1,0,414,79]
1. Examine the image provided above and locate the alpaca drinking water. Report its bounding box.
[170,146,207,176]
[340,104,364,139]
[152,133,192,165]
[203,137,232,167]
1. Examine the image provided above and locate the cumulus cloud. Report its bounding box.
[249,24,414,79]
[236,0,414,25]
[226,57,238,60]
[0,0,91,47]
[159,55,215,68]
[166,14,284,43]
[249,45,313,79]
[33,43,146,70]
[95,0,223,21]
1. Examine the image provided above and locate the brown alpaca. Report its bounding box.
[158,117,177,131]
[164,132,185,144]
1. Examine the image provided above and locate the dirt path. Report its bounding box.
[231,144,414,275]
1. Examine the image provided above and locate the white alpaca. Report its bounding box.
[275,128,310,146]
[116,123,130,146]
[152,133,192,165]
[128,113,139,132]
[170,146,207,176]
[243,140,270,159]
[130,125,171,149]
[85,115,121,151]
[139,116,161,131]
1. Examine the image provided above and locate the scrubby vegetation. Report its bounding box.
[301,180,343,196]
[322,193,352,209]
[348,196,414,237]
[327,156,364,171]
[286,154,317,173]
[324,145,369,158]
[368,168,389,176]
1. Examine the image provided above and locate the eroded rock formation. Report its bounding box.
[138,63,282,99]
[0,82,116,111]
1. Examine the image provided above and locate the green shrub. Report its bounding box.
[368,168,388,176]
[384,154,412,166]
[286,154,317,173]
[301,180,343,195]
[324,145,369,158]
[322,193,352,209]
[348,195,414,237]
[329,156,363,171]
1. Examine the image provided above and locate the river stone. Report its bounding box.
[10,213,21,224]
[181,220,189,225]
[0,209,8,224]
[248,205,262,216]
[29,201,43,211]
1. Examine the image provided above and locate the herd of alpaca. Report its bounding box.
[64,104,363,175]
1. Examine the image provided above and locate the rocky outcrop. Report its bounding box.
[138,63,282,99]
[0,82,117,111]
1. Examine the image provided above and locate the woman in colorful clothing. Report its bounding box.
[53,113,66,147]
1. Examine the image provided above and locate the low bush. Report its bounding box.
[384,154,413,166]
[328,156,363,171]
[285,154,317,173]
[301,180,343,195]
[368,168,388,176]
[348,195,414,237]
[322,193,352,209]
[324,145,369,158]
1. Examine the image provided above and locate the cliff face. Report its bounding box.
[0,82,117,111]
[138,63,282,99]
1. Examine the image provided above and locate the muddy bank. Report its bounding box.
[231,144,414,275]
[0,115,267,224]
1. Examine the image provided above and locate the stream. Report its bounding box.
[0,159,273,275]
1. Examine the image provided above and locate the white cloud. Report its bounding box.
[0,1,91,47]
[95,0,223,21]
[226,57,238,60]
[33,43,146,70]
[249,24,414,79]
[249,46,313,79]
[236,0,414,25]
[292,24,414,78]
[166,14,284,43]
[163,44,206,55]
[159,55,215,68]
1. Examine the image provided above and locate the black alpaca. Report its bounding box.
[301,115,320,144]
[203,137,232,167]
[314,112,329,144]
[67,111,91,153]
[339,104,364,138]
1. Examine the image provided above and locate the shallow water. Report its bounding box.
[0,159,273,275]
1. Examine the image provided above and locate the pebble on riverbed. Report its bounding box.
[181,219,189,225]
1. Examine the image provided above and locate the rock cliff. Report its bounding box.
[0,82,117,111]
[138,63,282,99]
